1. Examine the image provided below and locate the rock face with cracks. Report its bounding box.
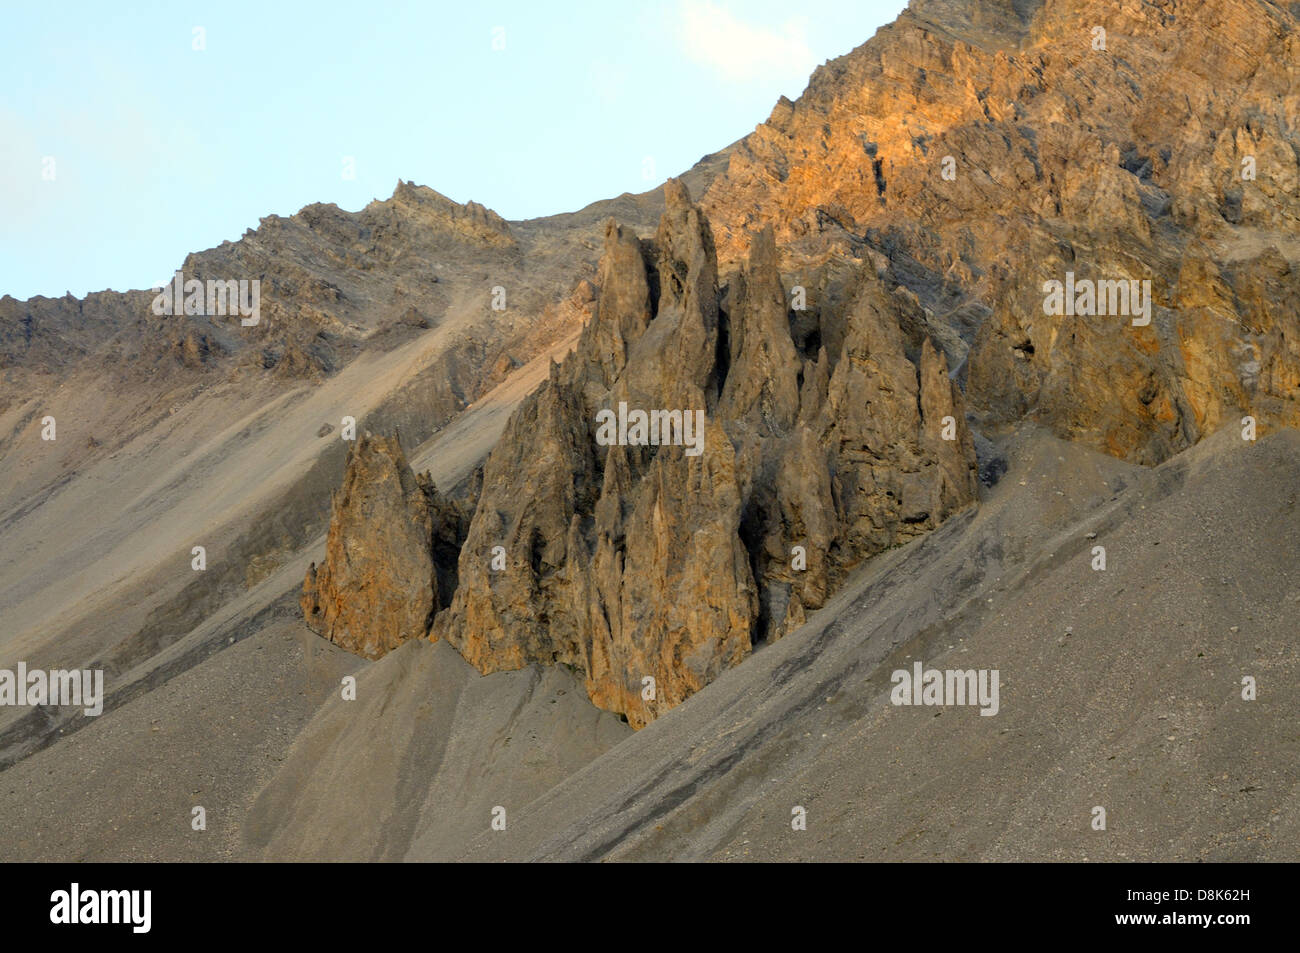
[699,0,1300,465]
[296,0,1300,728]
[301,433,464,660]
[429,181,977,726]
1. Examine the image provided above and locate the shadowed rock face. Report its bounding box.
[430,182,756,727]
[426,181,977,727]
[301,433,464,660]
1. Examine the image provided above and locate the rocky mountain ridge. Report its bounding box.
[699,0,1299,463]
[0,0,1296,808]
[297,0,1297,727]
[308,178,980,725]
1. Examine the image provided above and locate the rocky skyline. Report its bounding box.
[0,0,1297,866]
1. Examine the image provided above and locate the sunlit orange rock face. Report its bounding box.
[700,0,1299,464]
[302,433,464,660]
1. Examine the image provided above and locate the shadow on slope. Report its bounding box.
[441,426,1299,861]
[244,640,629,861]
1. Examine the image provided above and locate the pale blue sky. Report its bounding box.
[1,0,905,300]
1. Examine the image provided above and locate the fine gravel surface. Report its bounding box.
[244,639,630,861]
[0,614,360,862]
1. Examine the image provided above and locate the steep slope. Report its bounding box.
[0,152,735,766]
[2,0,1297,865]
[249,427,1300,861]
[700,0,1300,463]
[447,428,1300,862]
[288,0,1295,738]
[0,617,362,862]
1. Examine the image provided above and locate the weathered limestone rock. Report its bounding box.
[435,182,756,728]
[433,363,599,674]
[567,222,654,397]
[588,423,757,726]
[719,225,801,431]
[435,181,977,724]
[302,433,462,659]
[698,0,1300,463]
